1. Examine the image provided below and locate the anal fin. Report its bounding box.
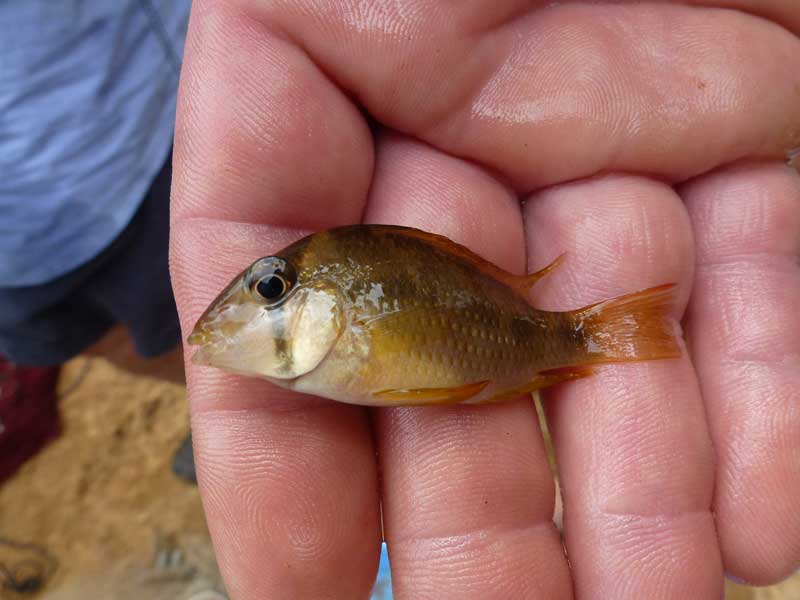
[475,366,594,405]
[538,365,595,385]
[373,380,490,406]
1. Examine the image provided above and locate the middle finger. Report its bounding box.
[365,133,573,600]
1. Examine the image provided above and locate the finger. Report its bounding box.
[365,133,573,600]
[681,162,800,584]
[243,0,800,189]
[172,1,373,226]
[170,4,380,598]
[524,176,722,599]
[683,0,800,32]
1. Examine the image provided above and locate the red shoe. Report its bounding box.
[0,358,61,483]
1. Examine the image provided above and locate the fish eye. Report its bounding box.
[247,257,296,305]
[256,275,286,300]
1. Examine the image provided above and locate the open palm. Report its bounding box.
[170,2,800,598]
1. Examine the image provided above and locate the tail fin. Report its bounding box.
[571,284,681,364]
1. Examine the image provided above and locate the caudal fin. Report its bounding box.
[571,284,681,364]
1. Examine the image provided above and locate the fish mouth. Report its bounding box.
[187,317,214,346]
[187,327,223,366]
[187,328,208,346]
[190,344,214,366]
[187,320,225,366]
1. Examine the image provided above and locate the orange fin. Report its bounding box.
[373,380,490,406]
[475,366,594,404]
[538,365,596,384]
[386,226,563,298]
[572,283,681,363]
[510,253,567,295]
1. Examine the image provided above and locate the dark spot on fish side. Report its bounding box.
[511,315,551,352]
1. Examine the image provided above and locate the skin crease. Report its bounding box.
[169,2,800,599]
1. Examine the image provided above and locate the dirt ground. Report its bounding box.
[0,356,797,599]
[0,357,223,600]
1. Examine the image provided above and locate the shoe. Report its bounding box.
[172,432,197,484]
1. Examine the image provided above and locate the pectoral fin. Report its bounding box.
[373,380,490,406]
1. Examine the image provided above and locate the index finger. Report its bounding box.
[169,4,380,598]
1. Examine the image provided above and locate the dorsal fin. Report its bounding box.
[514,253,566,295]
[380,225,565,298]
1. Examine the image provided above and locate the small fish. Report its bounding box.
[188,225,680,406]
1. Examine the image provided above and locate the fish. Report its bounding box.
[187,225,681,406]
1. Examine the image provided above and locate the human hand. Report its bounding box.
[169,2,800,598]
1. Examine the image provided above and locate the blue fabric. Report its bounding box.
[0,153,178,365]
[0,0,190,286]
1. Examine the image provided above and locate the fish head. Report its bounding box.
[187,255,343,381]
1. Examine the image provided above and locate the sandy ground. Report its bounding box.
[0,357,223,600]
[0,356,796,599]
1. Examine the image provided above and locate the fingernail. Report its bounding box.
[724,571,747,585]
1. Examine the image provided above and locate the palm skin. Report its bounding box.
[169,2,800,598]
